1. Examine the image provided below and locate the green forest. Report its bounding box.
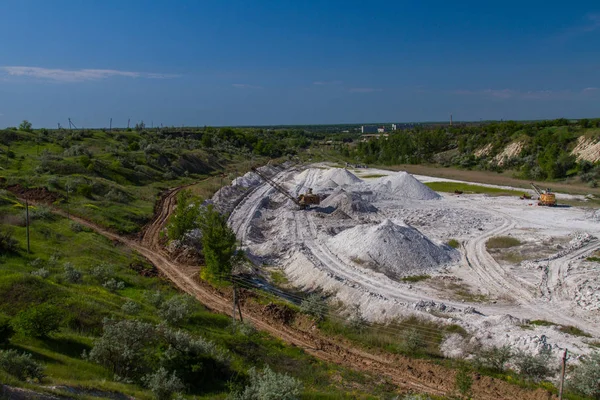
[339,119,600,184]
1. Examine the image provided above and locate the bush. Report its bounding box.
[0,228,19,253]
[30,205,54,221]
[569,351,600,398]
[159,295,193,326]
[347,304,366,332]
[11,304,62,338]
[486,236,521,249]
[105,188,129,203]
[31,267,50,279]
[122,300,142,315]
[145,290,165,307]
[0,316,14,345]
[63,262,82,283]
[90,263,114,283]
[455,365,473,399]
[447,239,460,249]
[85,318,156,380]
[473,345,513,373]
[299,294,328,321]
[513,350,553,382]
[103,278,125,293]
[143,367,185,400]
[70,221,84,233]
[0,349,44,381]
[228,365,302,400]
[403,328,425,355]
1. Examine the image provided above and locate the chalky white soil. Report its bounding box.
[216,163,600,360]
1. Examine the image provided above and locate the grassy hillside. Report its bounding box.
[0,188,394,399]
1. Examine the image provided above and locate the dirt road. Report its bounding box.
[41,185,556,400]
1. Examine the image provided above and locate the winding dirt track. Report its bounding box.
[46,184,555,400]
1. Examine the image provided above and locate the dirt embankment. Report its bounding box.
[14,183,557,400]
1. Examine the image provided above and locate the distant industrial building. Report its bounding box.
[377,127,386,133]
[361,125,378,134]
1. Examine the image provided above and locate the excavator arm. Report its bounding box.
[251,167,301,206]
[530,183,543,196]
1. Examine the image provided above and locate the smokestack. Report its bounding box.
[450,114,453,126]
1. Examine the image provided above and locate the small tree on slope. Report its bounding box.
[569,351,600,399]
[198,204,239,283]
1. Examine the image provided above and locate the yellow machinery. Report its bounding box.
[530,183,556,207]
[297,188,320,207]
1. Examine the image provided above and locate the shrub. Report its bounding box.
[447,239,460,249]
[122,300,142,315]
[513,349,553,382]
[403,328,425,355]
[228,365,302,400]
[90,263,114,283]
[70,221,84,233]
[0,349,44,381]
[486,236,521,249]
[347,304,366,332]
[473,345,513,373]
[569,351,600,398]
[145,290,165,307]
[0,316,14,345]
[63,262,82,283]
[455,365,473,399]
[159,295,193,326]
[31,267,50,279]
[30,205,54,221]
[105,188,128,203]
[0,228,19,253]
[299,294,328,321]
[103,278,125,293]
[143,367,185,400]
[11,304,62,338]
[85,318,156,380]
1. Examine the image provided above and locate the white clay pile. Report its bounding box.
[327,219,457,277]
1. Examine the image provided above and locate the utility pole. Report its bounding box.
[232,283,237,328]
[25,199,30,254]
[66,186,70,220]
[559,348,568,400]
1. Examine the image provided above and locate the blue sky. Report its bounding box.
[0,1,599,128]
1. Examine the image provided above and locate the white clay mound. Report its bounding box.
[327,219,456,277]
[320,168,363,186]
[321,189,377,214]
[375,172,441,200]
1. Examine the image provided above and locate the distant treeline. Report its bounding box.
[338,118,600,183]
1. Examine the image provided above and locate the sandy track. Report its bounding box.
[11,181,555,400]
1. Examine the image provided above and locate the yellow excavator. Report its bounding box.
[251,167,320,209]
[530,183,556,207]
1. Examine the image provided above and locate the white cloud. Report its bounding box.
[348,87,382,93]
[583,87,599,92]
[0,66,180,83]
[232,83,262,89]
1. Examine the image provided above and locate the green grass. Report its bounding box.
[0,201,390,399]
[425,181,524,196]
[270,269,289,286]
[400,274,431,283]
[528,320,591,337]
[486,236,522,249]
[586,256,600,262]
[447,239,460,249]
[359,174,387,179]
